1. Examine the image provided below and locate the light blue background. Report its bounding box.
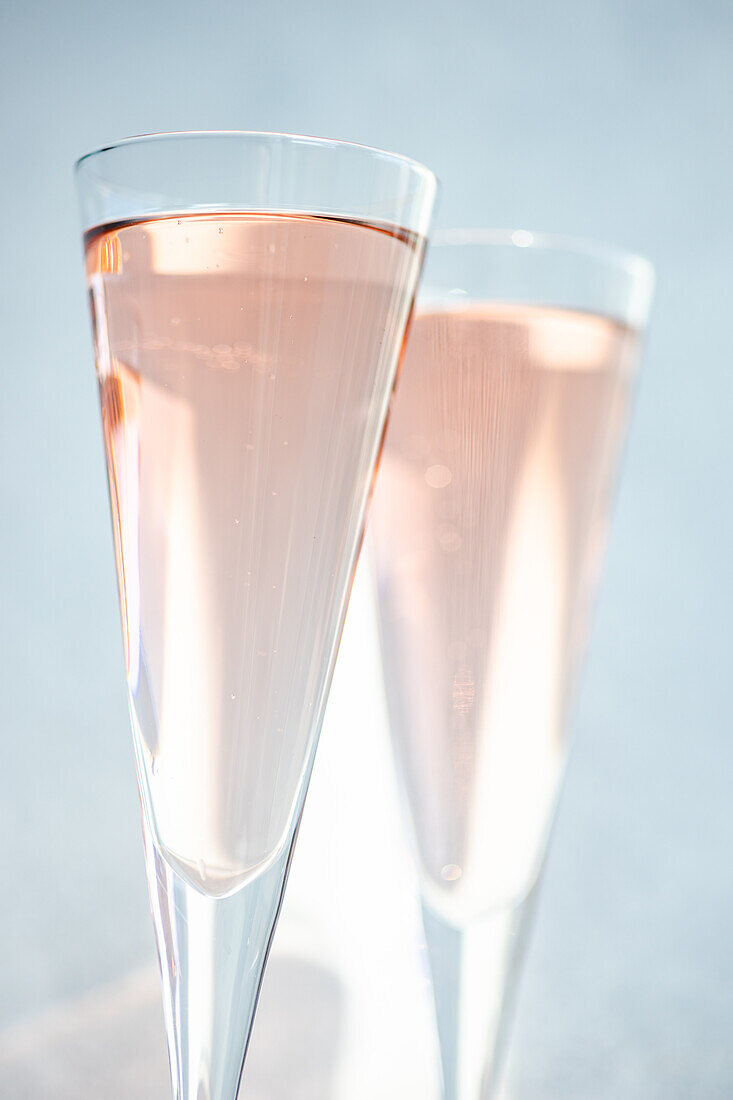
[1,1,731,1095]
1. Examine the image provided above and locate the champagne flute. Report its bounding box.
[75,131,436,1100]
[370,229,654,1099]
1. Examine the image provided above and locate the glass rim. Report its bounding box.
[74,129,437,187]
[431,226,655,289]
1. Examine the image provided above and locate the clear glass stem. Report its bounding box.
[142,817,297,1100]
[421,886,539,1100]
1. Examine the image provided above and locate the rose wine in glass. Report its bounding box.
[88,211,424,898]
[370,232,654,1100]
[76,133,436,1100]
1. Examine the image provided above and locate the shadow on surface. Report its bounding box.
[0,955,344,1100]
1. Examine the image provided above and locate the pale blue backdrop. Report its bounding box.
[0,1,731,1096]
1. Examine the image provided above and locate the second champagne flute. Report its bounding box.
[370,229,654,1100]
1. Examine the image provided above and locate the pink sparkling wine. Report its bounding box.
[371,303,640,921]
[86,211,423,896]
